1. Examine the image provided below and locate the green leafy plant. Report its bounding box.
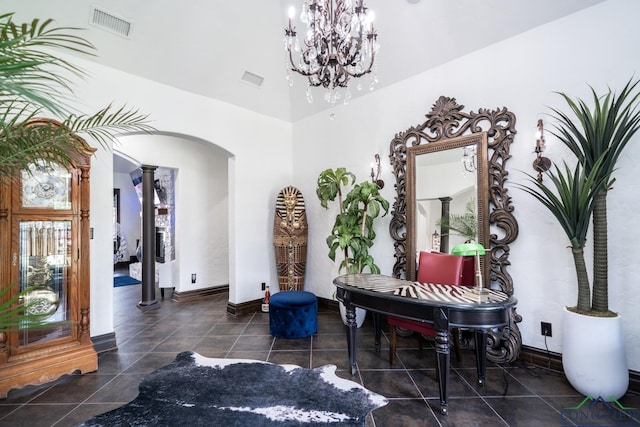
[0,13,154,342]
[547,78,640,315]
[316,168,389,274]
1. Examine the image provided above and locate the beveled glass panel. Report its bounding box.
[18,220,71,346]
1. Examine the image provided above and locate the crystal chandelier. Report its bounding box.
[284,0,379,104]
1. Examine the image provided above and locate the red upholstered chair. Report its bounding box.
[388,251,465,365]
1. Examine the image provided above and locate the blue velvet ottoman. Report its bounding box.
[269,291,318,338]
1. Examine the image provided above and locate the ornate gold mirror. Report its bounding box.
[389,96,521,362]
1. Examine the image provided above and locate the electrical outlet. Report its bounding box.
[191,273,196,284]
[541,321,552,337]
[261,282,266,291]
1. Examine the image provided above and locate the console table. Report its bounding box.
[333,274,517,415]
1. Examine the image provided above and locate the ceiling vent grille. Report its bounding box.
[90,7,133,38]
[241,71,264,88]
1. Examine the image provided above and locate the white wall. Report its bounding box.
[70,58,292,337]
[115,134,230,292]
[292,0,640,371]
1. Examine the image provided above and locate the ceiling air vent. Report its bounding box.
[90,7,133,38]
[241,71,264,88]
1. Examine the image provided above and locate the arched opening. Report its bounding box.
[112,132,232,300]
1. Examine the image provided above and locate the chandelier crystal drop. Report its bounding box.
[284,0,379,104]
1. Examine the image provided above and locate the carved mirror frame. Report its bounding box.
[389,96,521,362]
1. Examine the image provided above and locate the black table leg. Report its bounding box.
[434,307,450,415]
[474,329,488,386]
[345,301,358,376]
[373,312,381,352]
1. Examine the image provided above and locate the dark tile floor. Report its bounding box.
[1,276,638,426]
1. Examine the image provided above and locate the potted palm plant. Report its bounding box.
[520,78,640,400]
[316,167,389,326]
[0,14,153,341]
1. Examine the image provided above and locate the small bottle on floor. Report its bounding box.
[261,286,270,313]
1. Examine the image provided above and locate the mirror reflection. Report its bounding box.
[415,146,477,253]
[405,134,488,282]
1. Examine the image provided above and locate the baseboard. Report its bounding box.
[172,285,229,303]
[91,332,117,353]
[519,345,639,394]
[518,344,563,372]
[318,296,339,312]
[226,295,339,316]
[227,299,261,316]
[631,370,640,395]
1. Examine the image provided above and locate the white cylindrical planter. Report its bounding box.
[339,303,366,328]
[562,307,628,400]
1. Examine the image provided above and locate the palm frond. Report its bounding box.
[0,282,68,332]
[0,13,96,118]
[64,104,155,146]
[437,198,477,242]
[0,106,154,180]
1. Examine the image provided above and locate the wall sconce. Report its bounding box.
[371,154,384,189]
[533,119,551,182]
[461,145,477,173]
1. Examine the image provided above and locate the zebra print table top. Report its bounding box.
[335,274,510,305]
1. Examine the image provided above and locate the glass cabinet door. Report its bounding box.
[17,220,72,347]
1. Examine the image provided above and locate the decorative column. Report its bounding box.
[439,197,452,254]
[138,165,159,311]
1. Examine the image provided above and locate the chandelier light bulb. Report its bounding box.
[366,11,375,28]
[288,6,296,19]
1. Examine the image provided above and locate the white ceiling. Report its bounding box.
[8,0,603,123]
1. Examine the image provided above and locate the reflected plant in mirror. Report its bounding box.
[437,198,477,244]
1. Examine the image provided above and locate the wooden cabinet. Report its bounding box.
[0,119,97,398]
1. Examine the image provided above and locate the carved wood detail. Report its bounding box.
[389,96,521,363]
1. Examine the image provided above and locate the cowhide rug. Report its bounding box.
[78,351,387,426]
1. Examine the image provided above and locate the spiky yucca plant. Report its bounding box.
[550,78,640,314]
[518,156,609,313]
[0,13,153,333]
